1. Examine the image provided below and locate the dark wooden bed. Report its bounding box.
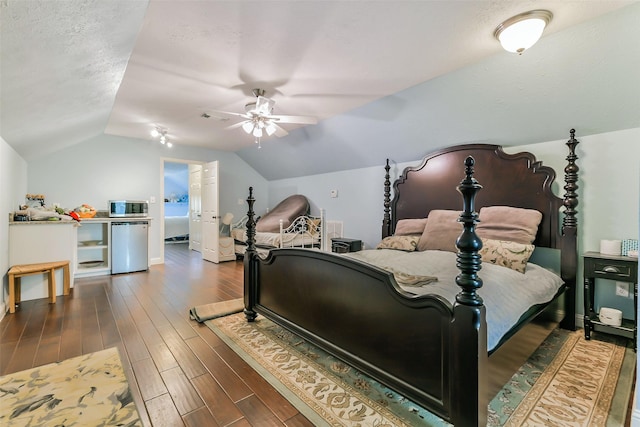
[242,130,580,426]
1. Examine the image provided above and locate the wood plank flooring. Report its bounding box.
[0,243,313,427]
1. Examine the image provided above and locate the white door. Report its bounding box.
[201,161,221,263]
[189,164,203,252]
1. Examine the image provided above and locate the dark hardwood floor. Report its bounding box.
[0,243,314,427]
[2,243,635,426]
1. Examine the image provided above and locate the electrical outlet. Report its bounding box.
[615,282,629,297]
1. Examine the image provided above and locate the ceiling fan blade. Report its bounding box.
[224,121,250,131]
[272,123,289,137]
[270,114,317,125]
[206,110,250,119]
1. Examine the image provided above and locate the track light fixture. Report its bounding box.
[150,127,173,148]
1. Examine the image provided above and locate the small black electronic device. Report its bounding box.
[331,238,362,253]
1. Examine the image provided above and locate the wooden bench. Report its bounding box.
[7,260,70,313]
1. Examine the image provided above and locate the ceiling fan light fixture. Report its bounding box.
[494,10,552,54]
[253,127,263,138]
[265,122,277,136]
[242,121,254,134]
[150,127,173,148]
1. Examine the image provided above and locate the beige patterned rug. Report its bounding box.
[502,331,628,426]
[208,313,634,427]
[0,347,141,426]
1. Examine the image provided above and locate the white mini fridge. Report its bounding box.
[111,221,149,274]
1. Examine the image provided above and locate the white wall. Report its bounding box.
[26,133,268,264]
[0,137,28,318]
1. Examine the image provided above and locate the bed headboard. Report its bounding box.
[382,133,579,251]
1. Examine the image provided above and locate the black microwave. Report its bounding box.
[109,200,148,217]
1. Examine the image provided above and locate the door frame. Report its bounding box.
[159,157,204,265]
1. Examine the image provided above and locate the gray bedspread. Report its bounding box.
[344,249,564,351]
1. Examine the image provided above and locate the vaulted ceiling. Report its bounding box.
[2,1,639,180]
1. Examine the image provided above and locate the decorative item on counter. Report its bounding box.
[13,212,29,221]
[600,239,622,256]
[25,193,45,208]
[622,239,638,257]
[74,204,97,218]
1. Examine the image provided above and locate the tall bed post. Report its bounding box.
[244,187,258,322]
[561,129,580,330]
[451,156,488,427]
[382,158,392,238]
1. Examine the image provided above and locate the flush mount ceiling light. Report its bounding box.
[150,127,173,148]
[494,10,553,54]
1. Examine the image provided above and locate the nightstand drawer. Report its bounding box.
[590,259,636,280]
[587,258,638,282]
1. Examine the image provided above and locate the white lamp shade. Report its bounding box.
[242,121,254,134]
[494,10,552,54]
[498,18,547,53]
[265,122,277,136]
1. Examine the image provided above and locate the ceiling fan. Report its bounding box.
[205,88,317,148]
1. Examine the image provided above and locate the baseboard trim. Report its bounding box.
[150,257,162,265]
[576,314,584,329]
[0,301,6,321]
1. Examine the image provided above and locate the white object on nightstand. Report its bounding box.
[599,307,623,327]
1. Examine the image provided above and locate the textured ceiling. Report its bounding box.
[1,1,639,179]
[0,0,148,159]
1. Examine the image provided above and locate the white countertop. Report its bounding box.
[9,217,153,225]
[80,217,153,222]
[9,219,79,226]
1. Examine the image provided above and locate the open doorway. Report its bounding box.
[159,159,202,264]
[163,162,190,244]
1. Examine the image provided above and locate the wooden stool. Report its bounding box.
[7,260,70,313]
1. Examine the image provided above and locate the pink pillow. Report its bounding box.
[476,206,542,245]
[417,210,462,252]
[395,218,428,236]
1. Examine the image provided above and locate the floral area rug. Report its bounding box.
[208,313,634,427]
[0,347,141,427]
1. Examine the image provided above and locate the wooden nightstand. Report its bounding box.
[583,251,638,350]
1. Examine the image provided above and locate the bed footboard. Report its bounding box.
[246,248,458,418]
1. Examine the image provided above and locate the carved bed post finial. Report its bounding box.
[244,186,258,322]
[246,187,256,252]
[382,159,392,238]
[451,156,487,426]
[563,129,580,229]
[560,129,580,331]
[455,156,484,306]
